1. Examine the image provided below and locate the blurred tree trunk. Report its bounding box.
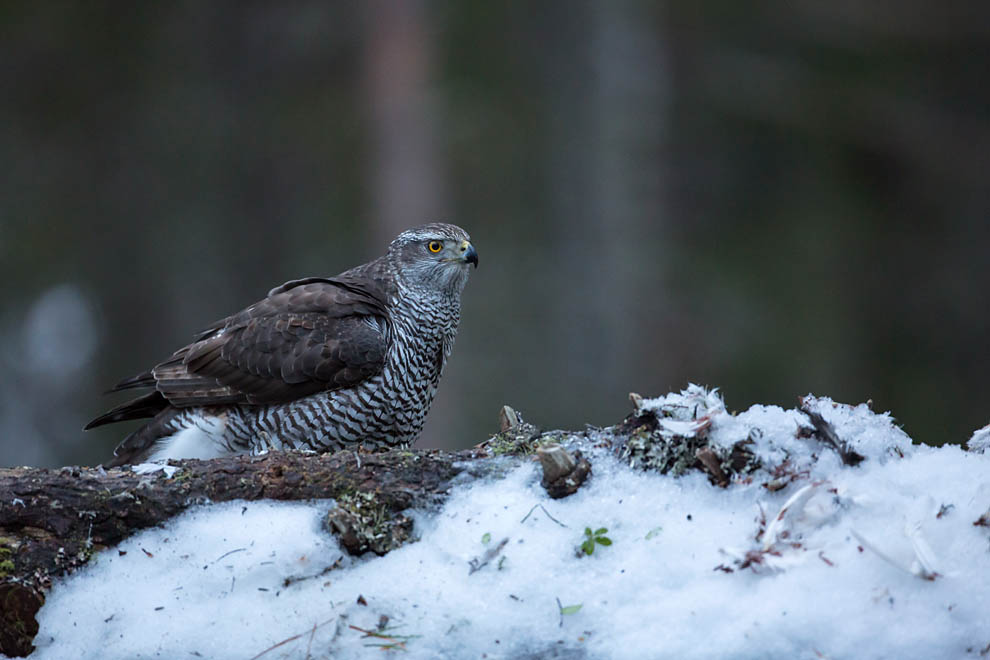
[363,0,445,248]
[542,0,671,416]
[362,0,459,448]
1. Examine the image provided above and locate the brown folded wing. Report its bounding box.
[151,277,390,407]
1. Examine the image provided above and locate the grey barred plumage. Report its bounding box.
[87,223,478,466]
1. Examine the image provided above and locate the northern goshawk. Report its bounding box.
[87,223,478,466]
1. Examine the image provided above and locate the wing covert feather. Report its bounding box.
[151,278,389,407]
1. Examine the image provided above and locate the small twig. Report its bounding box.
[521,503,540,524]
[282,559,343,588]
[520,503,568,528]
[213,547,247,564]
[798,398,865,466]
[539,505,568,528]
[249,617,335,660]
[349,624,421,650]
[305,620,318,660]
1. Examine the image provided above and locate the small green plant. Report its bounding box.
[481,532,491,545]
[580,527,612,555]
[555,597,583,627]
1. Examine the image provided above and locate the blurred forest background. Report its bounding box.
[1,1,988,467]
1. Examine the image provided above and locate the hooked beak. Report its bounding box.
[461,241,479,268]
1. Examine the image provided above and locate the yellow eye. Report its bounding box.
[428,241,443,253]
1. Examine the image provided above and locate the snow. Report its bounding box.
[26,389,990,659]
[970,424,990,453]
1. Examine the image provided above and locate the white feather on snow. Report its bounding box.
[26,389,990,659]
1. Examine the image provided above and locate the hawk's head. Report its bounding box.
[389,223,478,296]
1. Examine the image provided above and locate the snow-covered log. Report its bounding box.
[2,388,990,658]
[0,448,467,656]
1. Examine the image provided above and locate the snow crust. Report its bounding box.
[27,391,990,659]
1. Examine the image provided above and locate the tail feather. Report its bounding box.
[109,370,157,392]
[84,391,169,430]
[103,406,181,467]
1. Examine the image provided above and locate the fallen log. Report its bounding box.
[2,390,916,657]
[0,448,471,656]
